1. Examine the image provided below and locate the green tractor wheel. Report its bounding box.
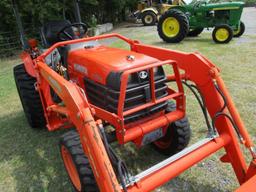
[187,27,204,37]
[212,24,233,44]
[157,9,189,43]
[141,11,157,26]
[233,21,245,38]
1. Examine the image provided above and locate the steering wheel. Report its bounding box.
[57,23,88,41]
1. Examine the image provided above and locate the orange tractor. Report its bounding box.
[12,0,256,191]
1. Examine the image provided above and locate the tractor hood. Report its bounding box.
[67,45,159,84]
[204,2,244,10]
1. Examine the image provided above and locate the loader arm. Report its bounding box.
[35,61,121,192]
[33,34,256,192]
[132,43,256,184]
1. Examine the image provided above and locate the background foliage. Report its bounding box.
[0,0,138,33]
[0,0,255,33]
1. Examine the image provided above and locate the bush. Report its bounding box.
[0,0,139,33]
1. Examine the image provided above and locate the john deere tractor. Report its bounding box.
[157,0,245,43]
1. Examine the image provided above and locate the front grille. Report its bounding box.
[84,70,168,123]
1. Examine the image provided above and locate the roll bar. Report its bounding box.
[12,0,28,50]
[11,0,83,50]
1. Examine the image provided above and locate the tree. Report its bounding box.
[0,0,139,33]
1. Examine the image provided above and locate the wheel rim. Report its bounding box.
[162,17,180,38]
[215,28,229,42]
[145,15,153,24]
[233,27,240,36]
[61,146,82,191]
[154,138,172,149]
[154,127,172,149]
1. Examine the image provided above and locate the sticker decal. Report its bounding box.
[48,76,62,93]
[41,70,62,93]
[74,64,88,75]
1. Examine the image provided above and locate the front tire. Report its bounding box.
[13,64,46,128]
[212,24,233,44]
[157,9,189,43]
[60,130,99,192]
[141,11,157,26]
[233,21,245,38]
[152,101,191,156]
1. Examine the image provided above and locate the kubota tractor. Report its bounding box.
[12,0,256,192]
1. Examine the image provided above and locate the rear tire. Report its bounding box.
[187,27,204,37]
[212,24,233,44]
[157,9,189,43]
[152,101,191,156]
[233,21,245,38]
[60,130,99,192]
[13,64,46,128]
[141,11,157,26]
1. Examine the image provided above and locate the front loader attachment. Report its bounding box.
[33,34,256,192]
[236,174,256,192]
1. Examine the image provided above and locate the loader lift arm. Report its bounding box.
[36,60,121,191]
[34,34,256,192]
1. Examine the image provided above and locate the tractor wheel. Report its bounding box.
[187,27,204,37]
[233,21,245,38]
[60,130,99,192]
[212,24,233,44]
[157,9,189,43]
[13,64,46,128]
[141,11,157,26]
[152,101,191,156]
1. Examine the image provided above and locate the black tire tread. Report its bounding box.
[13,64,46,128]
[212,24,233,44]
[233,21,245,38]
[153,101,191,156]
[60,130,99,192]
[141,11,157,26]
[157,9,189,43]
[188,27,204,37]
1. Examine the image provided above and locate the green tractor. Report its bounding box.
[157,0,245,43]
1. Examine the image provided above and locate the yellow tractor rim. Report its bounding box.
[162,17,180,38]
[233,27,240,35]
[145,15,153,24]
[215,28,229,42]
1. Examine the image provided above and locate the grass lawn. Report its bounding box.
[0,26,256,192]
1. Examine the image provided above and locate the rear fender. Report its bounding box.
[20,51,36,77]
[141,8,158,15]
[168,6,187,13]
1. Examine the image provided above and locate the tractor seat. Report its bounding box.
[40,20,75,48]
